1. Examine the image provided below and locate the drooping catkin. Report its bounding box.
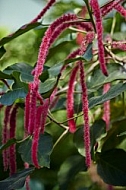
[32,105,44,168]
[79,60,91,167]
[30,0,57,23]
[67,65,79,133]
[2,106,13,171]
[102,83,110,131]
[101,0,123,17]
[90,0,108,76]
[9,104,19,175]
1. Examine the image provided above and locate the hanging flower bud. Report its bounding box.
[9,104,19,175]
[90,0,108,76]
[67,65,79,133]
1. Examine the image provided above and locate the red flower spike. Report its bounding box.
[32,89,56,167]
[34,14,77,81]
[37,92,43,105]
[102,83,110,131]
[67,49,81,60]
[67,65,79,133]
[30,15,91,136]
[79,61,91,168]
[31,0,56,23]
[24,92,31,133]
[115,4,126,18]
[49,21,91,47]
[112,41,126,51]
[28,14,82,137]
[90,0,108,76]
[101,0,123,17]
[78,33,94,167]
[28,83,38,135]
[2,106,13,171]
[80,32,95,54]
[9,104,19,175]
[32,105,44,168]
[25,176,30,190]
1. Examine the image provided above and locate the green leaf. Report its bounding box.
[73,120,106,157]
[0,168,34,190]
[0,71,12,80]
[39,77,59,98]
[0,22,41,46]
[117,131,126,137]
[0,87,28,105]
[113,32,126,40]
[47,41,75,62]
[39,66,50,82]
[101,119,126,152]
[48,62,63,77]
[0,46,6,59]
[18,133,53,168]
[0,138,17,153]
[89,83,126,109]
[40,58,84,82]
[39,78,56,94]
[90,120,106,157]
[0,71,29,105]
[3,63,33,82]
[58,155,87,190]
[82,43,93,61]
[89,64,126,89]
[73,127,85,157]
[96,149,126,186]
[11,72,27,89]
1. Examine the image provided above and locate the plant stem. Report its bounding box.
[52,128,69,150]
[84,0,96,32]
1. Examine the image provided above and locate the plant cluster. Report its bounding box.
[0,0,126,190]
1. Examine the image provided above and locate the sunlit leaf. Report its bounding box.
[0,22,41,46]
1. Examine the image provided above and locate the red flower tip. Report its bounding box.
[67,65,79,133]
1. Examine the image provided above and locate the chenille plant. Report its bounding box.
[0,0,126,189]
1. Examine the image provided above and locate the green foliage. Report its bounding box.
[0,168,34,190]
[0,138,17,153]
[96,149,126,186]
[58,155,87,190]
[0,46,6,59]
[18,133,53,168]
[0,0,126,190]
[0,23,41,46]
